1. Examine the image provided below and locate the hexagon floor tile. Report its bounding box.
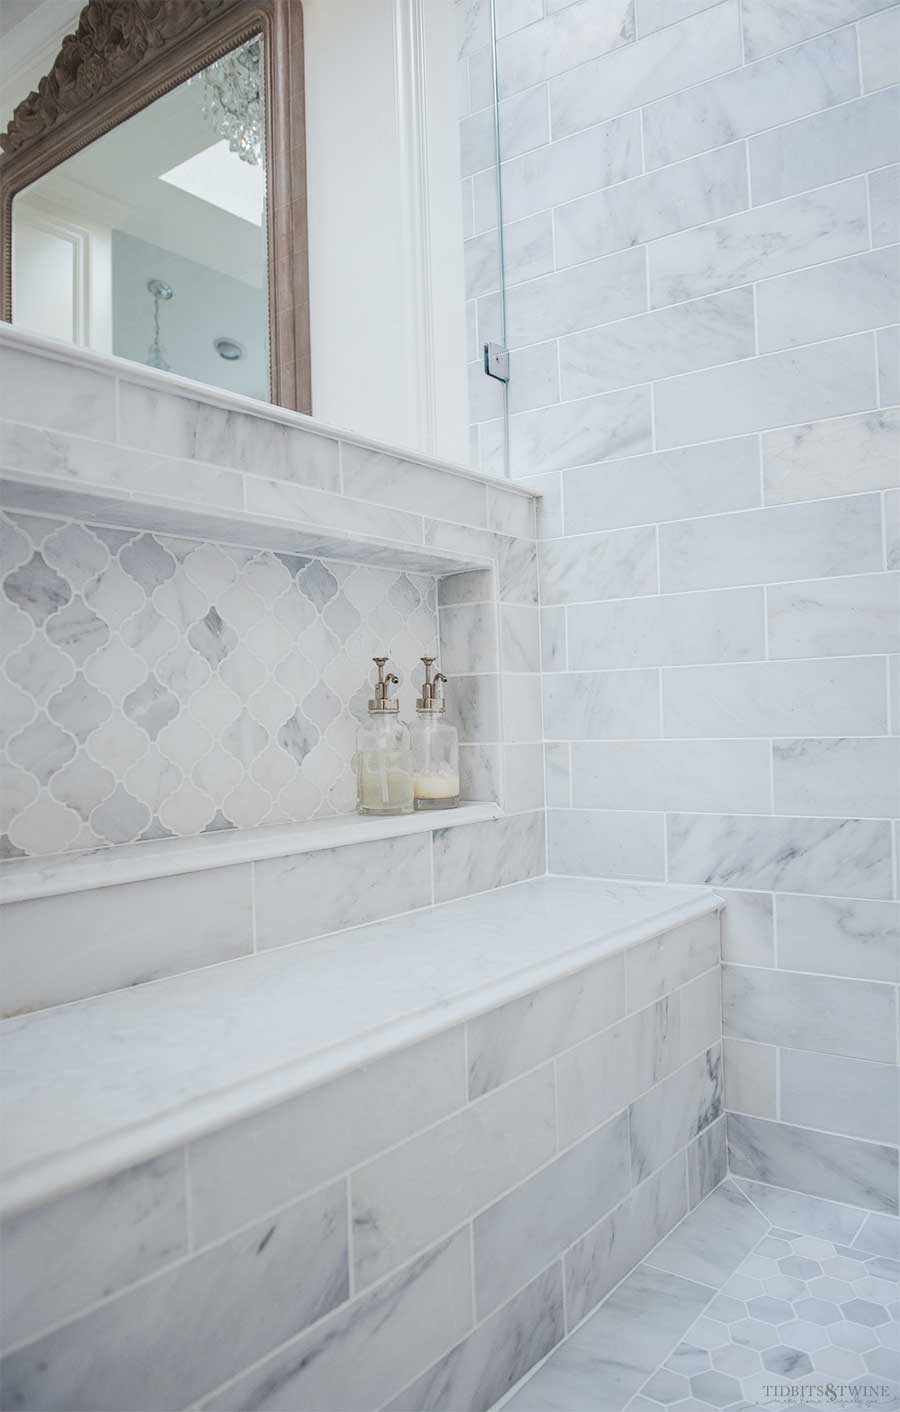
[506,1182,899,1412]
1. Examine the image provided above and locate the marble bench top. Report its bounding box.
[0,876,720,1216]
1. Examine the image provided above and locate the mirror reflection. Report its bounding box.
[11,34,270,399]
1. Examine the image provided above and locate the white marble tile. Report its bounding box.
[860,4,900,89]
[0,1152,186,1352]
[854,1210,900,1257]
[775,894,899,982]
[727,1112,899,1213]
[245,476,424,546]
[188,1028,465,1246]
[520,472,562,537]
[501,604,540,672]
[630,1045,723,1183]
[495,0,635,96]
[201,1229,472,1412]
[0,347,116,441]
[560,289,755,399]
[735,1177,867,1244]
[509,387,652,475]
[118,384,340,492]
[550,0,740,137]
[432,809,545,902]
[643,28,859,168]
[487,485,535,539]
[655,334,878,448]
[502,672,543,741]
[870,163,900,246]
[878,323,900,404]
[1,864,252,1016]
[438,601,499,674]
[499,113,641,225]
[723,1036,777,1117]
[474,1112,632,1316]
[888,486,900,565]
[571,740,770,813]
[773,736,900,818]
[742,0,895,59]
[758,246,900,353]
[544,741,570,806]
[556,995,681,1147]
[768,571,900,659]
[505,248,646,350]
[636,0,719,30]
[540,526,657,605]
[555,143,748,268]
[460,86,549,177]
[567,588,765,670]
[0,1182,349,1412]
[626,912,721,1012]
[0,421,243,510]
[667,811,894,897]
[647,1180,767,1287]
[718,889,775,967]
[506,343,561,416]
[662,656,887,738]
[564,1153,688,1327]
[781,1048,899,1144]
[459,742,501,801]
[763,408,899,503]
[340,445,487,528]
[442,672,501,741]
[503,743,545,812]
[550,808,666,880]
[465,212,553,299]
[540,605,566,672]
[511,1263,713,1411]
[649,178,869,307]
[750,86,900,204]
[384,1263,564,1412]
[352,1065,555,1288]
[723,963,896,1061]
[254,833,432,949]
[686,1113,727,1207]
[563,437,761,534]
[680,966,722,1061]
[468,951,627,1097]
[661,495,883,594]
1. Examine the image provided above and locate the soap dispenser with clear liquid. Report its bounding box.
[411,657,460,810]
[356,658,414,816]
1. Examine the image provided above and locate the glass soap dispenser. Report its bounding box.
[356,658,414,816]
[411,657,460,810]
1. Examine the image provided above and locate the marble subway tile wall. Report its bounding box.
[0,911,722,1411]
[0,510,439,857]
[457,0,900,1212]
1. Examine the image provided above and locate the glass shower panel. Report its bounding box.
[457,0,510,479]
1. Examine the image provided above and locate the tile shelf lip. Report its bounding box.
[0,468,497,576]
[0,324,540,500]
[0,877,722,1217]
[0,801,503,905]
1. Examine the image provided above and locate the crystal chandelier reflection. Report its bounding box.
[196,37,264,166]
[146,278,173,371]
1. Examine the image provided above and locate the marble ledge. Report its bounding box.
[0,803,503,905]
[0,469,496,578]
[0,324,538,503]
[0,877,721,1218]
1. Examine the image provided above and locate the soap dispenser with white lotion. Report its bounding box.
[410,657,460,810]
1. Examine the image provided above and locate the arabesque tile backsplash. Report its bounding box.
[0,511,438,857]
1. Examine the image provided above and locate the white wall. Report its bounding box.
[303,0,469,462]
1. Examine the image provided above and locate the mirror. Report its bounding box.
[12,36,270,399]
[1,0,310,412]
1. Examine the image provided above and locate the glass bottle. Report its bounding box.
[356,658,414,816]
[411,658,460,810]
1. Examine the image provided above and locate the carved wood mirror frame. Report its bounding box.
[0,0,311,414]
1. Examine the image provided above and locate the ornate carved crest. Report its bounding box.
[1,0,232,155]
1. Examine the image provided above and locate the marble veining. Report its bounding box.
[0,512,438,857]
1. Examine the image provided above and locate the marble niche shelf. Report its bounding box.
[0,802,502,904]
[0,469,494,578]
